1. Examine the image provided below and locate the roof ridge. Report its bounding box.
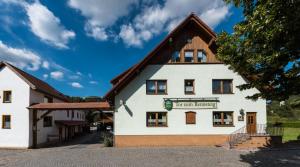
[104,14,217,100]
[0,61,69,101]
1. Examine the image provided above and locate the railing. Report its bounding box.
[228,126,250,148]
[228,124,284,148]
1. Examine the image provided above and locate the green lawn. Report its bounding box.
[267,116,300,142]
[283,128,300,142]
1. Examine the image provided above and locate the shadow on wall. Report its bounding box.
[115,65,164,114]
[240,140,300,166]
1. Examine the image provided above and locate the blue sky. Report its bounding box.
[0,0,243,97]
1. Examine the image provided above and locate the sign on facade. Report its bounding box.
[164,98,218,110]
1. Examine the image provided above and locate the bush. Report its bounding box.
[268,122,300,128]
[103,134,113,147]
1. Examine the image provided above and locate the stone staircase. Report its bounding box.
[228,124,284,149]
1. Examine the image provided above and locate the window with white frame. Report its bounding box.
[146,112,167,127]
[213,112,233,126]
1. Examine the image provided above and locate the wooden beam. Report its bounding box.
[32,109,37,148]
[208,37,215,47]
[38,110,54,121]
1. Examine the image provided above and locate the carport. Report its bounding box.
[28,102,112,148]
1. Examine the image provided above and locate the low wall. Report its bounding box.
[114,135,229,147]
[235,136,282,149]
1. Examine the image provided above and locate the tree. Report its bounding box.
[267,95,300,120]
[217,0,300,100]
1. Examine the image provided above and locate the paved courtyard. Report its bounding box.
[1,133,300,167]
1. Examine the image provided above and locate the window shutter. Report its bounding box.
[186,112,196,124]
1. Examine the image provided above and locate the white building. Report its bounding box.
[0,62,86,148]
[105,14,267,147]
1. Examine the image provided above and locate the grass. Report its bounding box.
[268,116,300,142]
[283,128,300,142]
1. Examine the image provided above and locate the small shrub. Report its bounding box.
[297,135,300,140]
[103,134,113,147]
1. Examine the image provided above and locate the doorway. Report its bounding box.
[246,112,257,134]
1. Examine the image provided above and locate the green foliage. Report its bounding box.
[267,95,300,120]
[283,128,300,142]
[217,0,300,100]
[103,134,113,147]
[68,96,104,102]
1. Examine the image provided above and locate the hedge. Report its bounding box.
[268,122,300,128]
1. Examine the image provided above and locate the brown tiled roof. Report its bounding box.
[0,62,69,102]
[104,13,217,100]
[28,102,111,110]
[110,65,135,85]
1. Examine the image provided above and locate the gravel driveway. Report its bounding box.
[0,133,300,167]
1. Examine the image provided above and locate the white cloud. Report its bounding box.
[50,71,64,80]
[0,40,41,71]
[69,75,80,80]
[200,6,231,28]
[119,0,231,47]
[68,0,137,41]
[76,71,82,76]
[70,82,83,88]
[89,81,98,84]
[42,61,50,69]
[43,74,48,79]
[1,0,75,49]
[119,24,143,47]
[25,1,75,49]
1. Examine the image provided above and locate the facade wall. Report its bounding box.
[0,66,31,148]
[29,90,85,145]
[114,64,266,138]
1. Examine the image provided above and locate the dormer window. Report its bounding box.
[184,50,194,62]
[197,50,207,63]
[171,51,180,62]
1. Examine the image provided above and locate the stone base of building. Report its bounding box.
[114,135,229,147]
[234,136,283,149]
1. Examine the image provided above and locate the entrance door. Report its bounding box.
[246,112,257,134]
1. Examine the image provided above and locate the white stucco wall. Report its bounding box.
[0,66,31,148]
[114,64,266,135]
[29,90,86,145]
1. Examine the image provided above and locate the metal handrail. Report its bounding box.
[228,124,284,148]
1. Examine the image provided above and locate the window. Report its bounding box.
[67,110,69,117]
[43,116,52,127]
[184,80,195,94]
[2,115,11,129]
[43,96,53,103]
[77,112,79,118]
[197,50,207,62]
[186,112,196,124]
[3,91,12,103]
[146,112,167,127]
[184,50,194,62]
[72,111,74,118]
[212,80,233,94]
[213,112,233,126]
[146,80,167,95]
[171,51,180,62]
